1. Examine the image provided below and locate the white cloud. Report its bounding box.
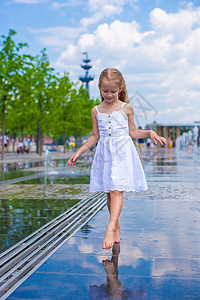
[157,105,200,124]
[51,0,82,9]
[81,0,138,27]
[53,6,200,124]
[81,13,103,28]
[78,20,150,57]
[29,26,85,49]
[12,0,47,3]
[150,7,200,35]
[88,0,137,13]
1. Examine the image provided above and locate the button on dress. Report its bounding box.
[89,102,148,193]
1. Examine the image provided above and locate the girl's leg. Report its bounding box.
[103,190,123,249]
[139,143,143,158]
[107,193,120,243]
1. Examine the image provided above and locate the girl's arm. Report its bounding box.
[67,107,100,167]
[125,104,167,146]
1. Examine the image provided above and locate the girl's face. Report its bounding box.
[100,80,121,104]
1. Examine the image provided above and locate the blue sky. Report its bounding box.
[1,0,200,126]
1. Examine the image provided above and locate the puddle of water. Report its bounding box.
[0,197,80,252]
[0,169,36,181]
[0,163,91,253]
[14,175,90,185]
[0,159,91,181]
[0,161,43,181]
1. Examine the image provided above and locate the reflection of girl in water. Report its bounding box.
[102,243,122,299]
[90,243,122,299]
[90,243,147,299]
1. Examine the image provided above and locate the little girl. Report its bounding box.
[67,68,167,250]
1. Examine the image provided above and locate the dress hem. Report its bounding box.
[89,187,148,193]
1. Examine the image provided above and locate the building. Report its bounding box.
[146,121,200,147]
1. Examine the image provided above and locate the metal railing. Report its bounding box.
[0,192,106,299]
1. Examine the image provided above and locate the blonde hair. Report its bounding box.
[98,68,129,103]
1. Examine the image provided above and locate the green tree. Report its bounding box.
[0,29,29,160]
[0,30,100,158]
[51,78,100,151]
[50,73,73,153]
[68,86,99,148]
[6,60,36,139]
[27,49,56,156]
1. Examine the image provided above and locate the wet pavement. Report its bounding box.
[0,152,93,252]
[5,148,200,299]
[0,151,74,164]
[0,150,93,181]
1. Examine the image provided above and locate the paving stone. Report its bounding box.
[4,148,200,299]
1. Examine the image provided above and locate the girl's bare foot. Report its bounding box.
[102,227,116,249]
[102,260,115,275]
[115,225,120,243]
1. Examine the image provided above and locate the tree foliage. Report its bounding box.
[0,30,99,158]
[0,29,30,159]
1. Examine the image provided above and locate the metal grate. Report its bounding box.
[0,192,106,299]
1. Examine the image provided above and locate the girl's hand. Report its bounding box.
[67,152,81,167]
[150,130,167,146]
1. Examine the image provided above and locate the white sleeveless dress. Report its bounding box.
[89,102,148,193]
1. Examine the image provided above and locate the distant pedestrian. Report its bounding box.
[17,140,24,154]
[137,126,144,158]
[66,139,69,149]
[0,133,9,152]
[146,138,152,148]
[67,68,167,250]
[24,136,30,153]
[168,137,173,149]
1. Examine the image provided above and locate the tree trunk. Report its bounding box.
[63,111,67,154]
[63,129,66,154]
[74,129,77,151]
[39,134,43,156]
[36,121,39,154]
[37,120,43,156]
[37,96,43,156]
[12,135,15,152]
[1,164,5,181]
[1,95,6,161]
[79,129,82,148]
[21,130,24,142]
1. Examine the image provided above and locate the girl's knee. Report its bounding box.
[110,190,123,197]
[107,192,111,200]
